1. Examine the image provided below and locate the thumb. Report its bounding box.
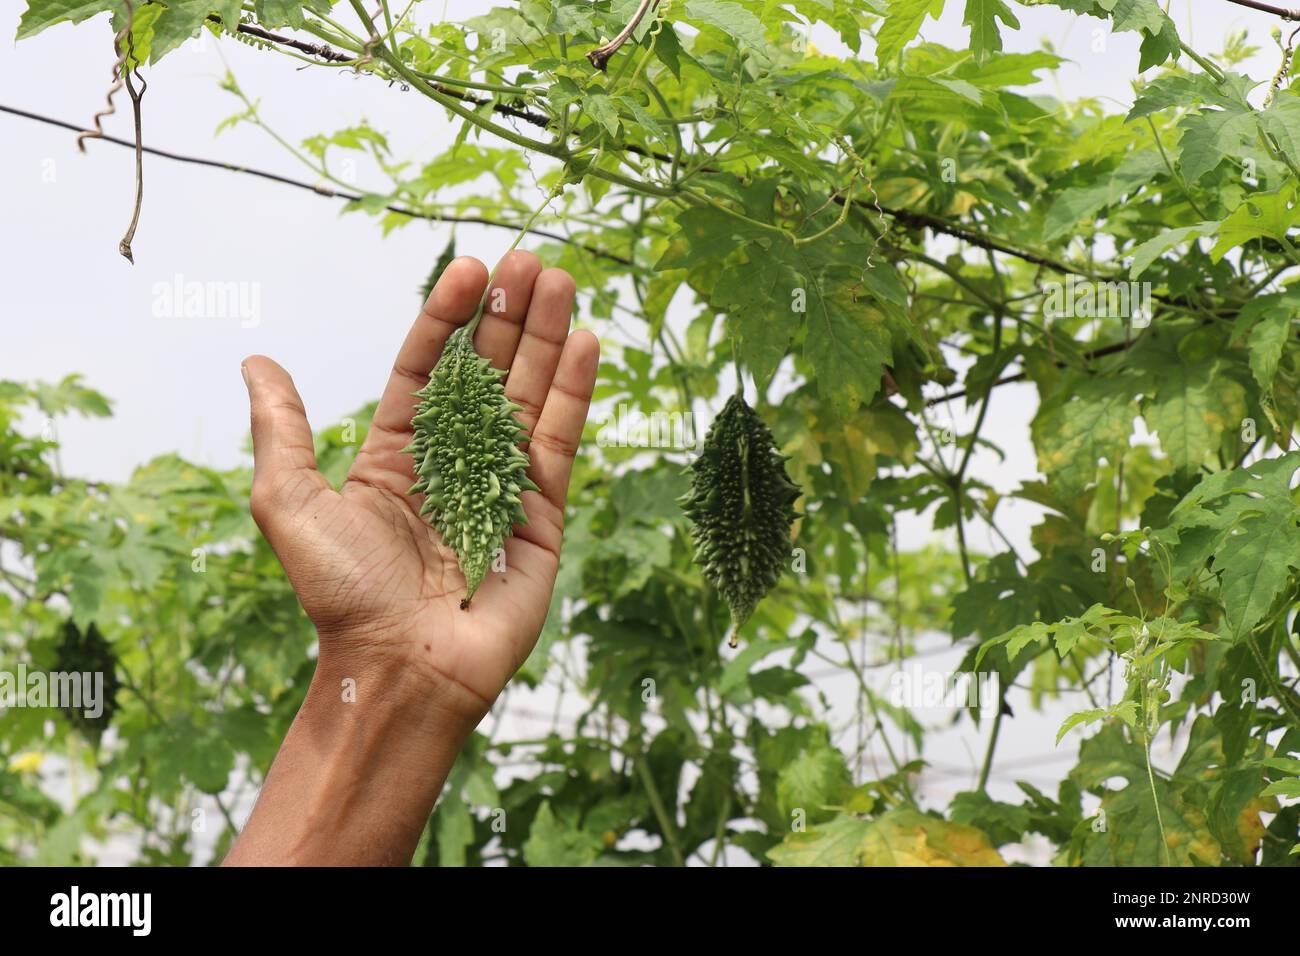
[242,355,328,533]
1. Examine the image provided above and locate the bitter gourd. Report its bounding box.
[54,620,120,741]
[679,394,802,637]
[405,326,537,607]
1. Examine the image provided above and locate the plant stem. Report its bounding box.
[464,182,564,336]
[634,755,685,866]
[976,705,1003,792]
[1179,40,1226,81]
[1143,726,1171,866]
[1247,632,1300,728]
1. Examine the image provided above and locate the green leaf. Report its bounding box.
[714,242,802,388]
[150,0,217,63]
[66,561,107,630]
[1261,777,1300,798]
[1263,757,1300,774]
[1056,708,1107,745]
[434,791,474,867]
[1134,343,1246,472]
[1053,618,1087,658]
[254,0,309,29]
[1069,721,1224,866]
[584,92,621,137]
[1178,106,1258,183]
[1247,305,1293,396]
[111,1,163,65]
[876,0,940,65]
[1104,0,1165,35]
[1137,12,1180,70]
[152,722,235,795]
[1127,73,1233,122]
[683,0,771,63]
[949,791,1031,846]
[1257,93,1300,163]
[16,0,121,39]
[1042,152,1164,242]
[955,50,1063,88]
[963,0,1019,63]
[29,374,113,418]
[718,639,787,695]
[1127,223,1216,279]
[616,94,667,141]
[1209,190,1299,262]
[653,21,684,76]
[1212,504,1300,641]
[803,284,893,419]
[1169,453,1300,641]
[522,802,603,866]
[776,739,851,824]
[1005,620,1050,660]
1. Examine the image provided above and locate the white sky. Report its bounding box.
[1,1,1290,864]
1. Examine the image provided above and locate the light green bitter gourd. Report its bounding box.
[404,326,537,607]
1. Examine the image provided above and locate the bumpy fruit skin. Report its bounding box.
[404,326,538,606]
[54,620,120,741]
[679,394,802,631]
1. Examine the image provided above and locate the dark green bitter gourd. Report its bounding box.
[404,326,537,607]
[54,620,120,741]
[680,394,802,642]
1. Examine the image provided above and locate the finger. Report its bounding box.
[504,268,577,439]
[242,356,329,530]
[526,330,599,511]
[471,250,542,374]
[368,256,489,438]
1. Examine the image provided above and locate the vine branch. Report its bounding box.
[119,30,146,264]
[210,15,550,128]
[198,14,1192,295]
[0,104,632,266]
[587,0,661,71]
[1221,0,1300,20]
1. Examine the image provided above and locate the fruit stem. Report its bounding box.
[731,335,744,398]
[464,182,564,337]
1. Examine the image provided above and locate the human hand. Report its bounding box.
[241,252,598,725]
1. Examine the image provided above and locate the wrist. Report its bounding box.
[316,624,495,728]
[226,641,482,866]
[316,630,491,724]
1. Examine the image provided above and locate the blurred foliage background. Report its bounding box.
[4,0,1300,865]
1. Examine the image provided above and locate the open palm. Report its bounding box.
[241,252,598,719]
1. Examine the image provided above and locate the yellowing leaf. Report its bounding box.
[768,809,1007,866]
[1031,377,1137,499]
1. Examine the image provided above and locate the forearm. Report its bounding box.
[223,649,480,866]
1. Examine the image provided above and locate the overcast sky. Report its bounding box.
[1,1,1290,863]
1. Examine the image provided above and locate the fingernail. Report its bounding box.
[240,363,250,390]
